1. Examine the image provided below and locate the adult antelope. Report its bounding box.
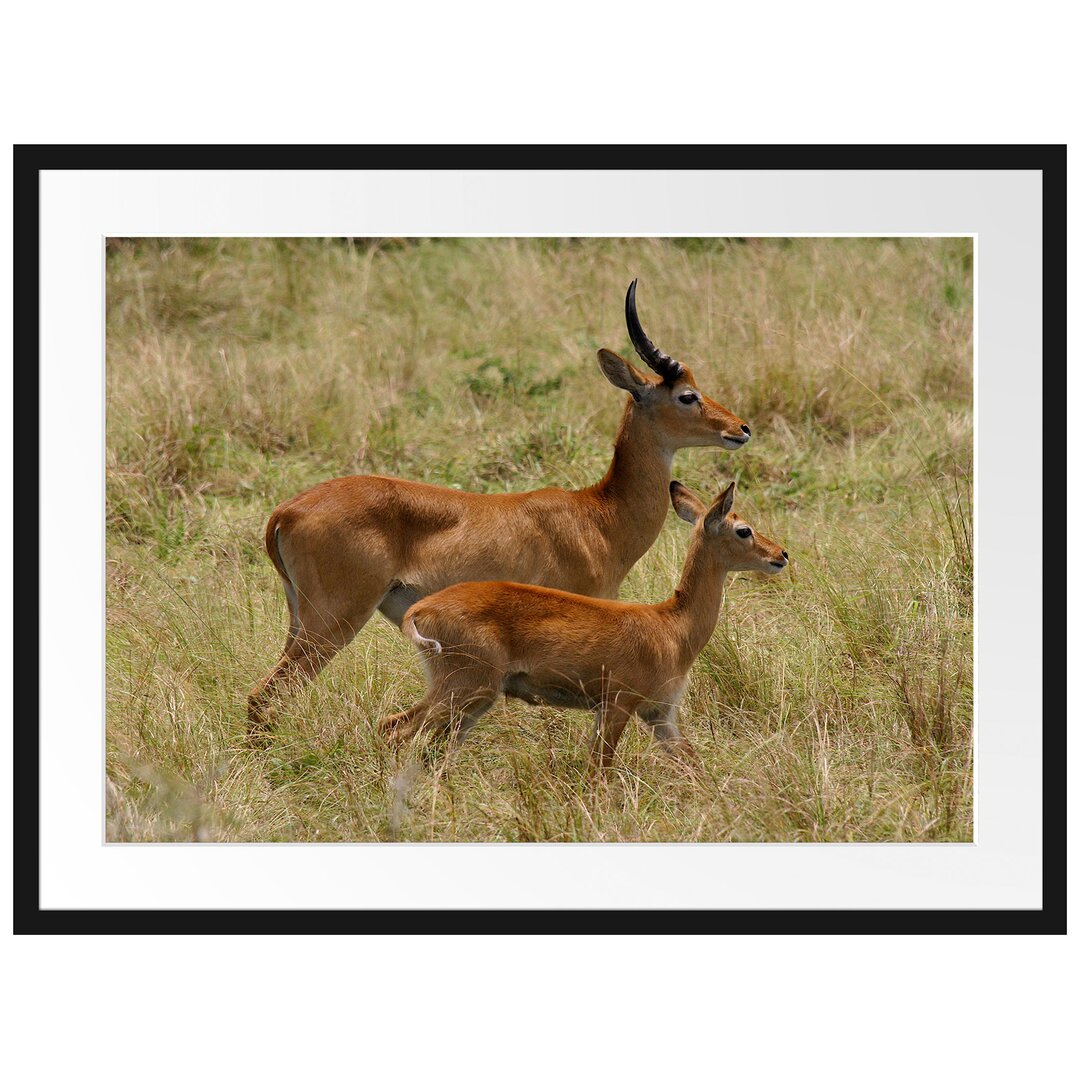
[385,480,788,767]
[248,281,752,731]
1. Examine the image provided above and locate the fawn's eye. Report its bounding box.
[678,392,698,405]
[736,526,753,538]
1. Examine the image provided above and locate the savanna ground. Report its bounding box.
[105,237,973,842]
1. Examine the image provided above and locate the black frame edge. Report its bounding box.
[18,144,1066,935]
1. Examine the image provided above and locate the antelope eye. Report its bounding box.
[677,391,698,405]
[735,526,753,538]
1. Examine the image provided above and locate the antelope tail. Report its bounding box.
[266,520,299,627]
[403,611,442,654]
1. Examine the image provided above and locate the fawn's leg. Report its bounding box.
[638,701,700,765]
[590,697,636,771]
[380,702,425,737]
[385,690,498,747]
[431,687,499,745]
[386,655,500,747]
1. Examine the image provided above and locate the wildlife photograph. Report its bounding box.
[105,236,974,842]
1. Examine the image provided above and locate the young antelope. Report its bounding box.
[383,480,788,769]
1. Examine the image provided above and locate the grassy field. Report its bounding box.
[105,236,973,842]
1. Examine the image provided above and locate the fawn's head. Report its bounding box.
[669,480,788,574]
[596,280,750,451]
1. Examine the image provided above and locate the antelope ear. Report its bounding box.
[704,481,736,532]
[597,348,650,401]
[669,480,707,525]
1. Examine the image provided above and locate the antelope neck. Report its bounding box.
[667,532,729,659]
[591,401,675,563]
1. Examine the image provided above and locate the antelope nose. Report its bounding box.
[782,551,789,561]
[741,424,751,436]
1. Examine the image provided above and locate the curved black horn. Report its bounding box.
[625,279,684,382]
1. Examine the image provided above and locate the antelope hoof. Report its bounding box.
[665,740,702,773]
[380,711,416,741]
[383,716,424,747]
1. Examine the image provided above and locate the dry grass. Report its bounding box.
[105,236,973,841]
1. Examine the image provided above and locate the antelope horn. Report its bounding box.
[625,279,684,383]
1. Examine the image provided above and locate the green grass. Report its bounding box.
[105,236,973,841]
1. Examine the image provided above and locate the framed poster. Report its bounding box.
[17,145,1063,930]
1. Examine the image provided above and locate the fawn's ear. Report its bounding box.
[597,348,651,401]
[670,480,707,524]
[704,481,737,532]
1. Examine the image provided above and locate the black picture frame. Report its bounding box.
[15,144,1065,934]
